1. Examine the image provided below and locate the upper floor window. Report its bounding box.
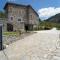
[11,17,13,20]
[18,19,21,21]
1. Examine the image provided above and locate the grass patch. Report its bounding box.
[3,32,20,36]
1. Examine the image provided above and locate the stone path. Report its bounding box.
[0,30,60,60]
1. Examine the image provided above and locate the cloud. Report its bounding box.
[38,7,60,20]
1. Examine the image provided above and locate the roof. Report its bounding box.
[4,2,39,16]
[4,2,27,9]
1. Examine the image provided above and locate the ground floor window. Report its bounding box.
[7,23,13,31]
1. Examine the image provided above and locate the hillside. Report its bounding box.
[46,13,60,23]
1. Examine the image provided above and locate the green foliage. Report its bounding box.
[3,32,20,36]
[0,11,6,18]
[38,21,60,30]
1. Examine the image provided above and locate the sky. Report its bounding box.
[0,0,60,20]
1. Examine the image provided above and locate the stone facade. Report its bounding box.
[4,3,39,31]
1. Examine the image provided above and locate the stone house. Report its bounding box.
[4,2,39,31]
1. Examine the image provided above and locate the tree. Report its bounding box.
[0,11,6,18]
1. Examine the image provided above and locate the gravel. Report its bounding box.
[0,30,60,60]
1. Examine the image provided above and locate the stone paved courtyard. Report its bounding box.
[0,29,60,60]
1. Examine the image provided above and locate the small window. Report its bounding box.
[11,17,13,20]
[18,19,21,21]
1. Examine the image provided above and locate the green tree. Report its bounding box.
[0,11,6,18]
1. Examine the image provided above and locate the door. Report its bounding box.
[25,24,29,31]
[7,23,13,31]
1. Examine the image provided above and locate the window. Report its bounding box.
[11,17,13,20]
[18,19,21,21]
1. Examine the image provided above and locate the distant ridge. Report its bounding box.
[46,13,60,23]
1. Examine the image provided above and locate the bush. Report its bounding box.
[39,21,60,30]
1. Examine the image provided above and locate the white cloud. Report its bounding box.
[38,7,60,20]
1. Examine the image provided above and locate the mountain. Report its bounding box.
[46,13,60,23]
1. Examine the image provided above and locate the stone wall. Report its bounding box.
[3,35,20,46]
[28,7,39,29]
[29,7,39,24]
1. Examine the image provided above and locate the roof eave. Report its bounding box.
[4,2,27,10]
